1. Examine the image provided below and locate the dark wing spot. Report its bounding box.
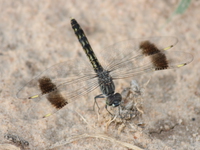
[38,76,68,109]
[140,41,169,70]
[140,41,160,56]
[38,76,57,94]
[47,91,68,109]
[151,53,168,70]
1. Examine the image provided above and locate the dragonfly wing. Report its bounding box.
[17,60,96,99]
[16,61,99,119]
[25,75,99,120]
[99,36,178,70]
[110,51,193,79]
[99,37,192,79]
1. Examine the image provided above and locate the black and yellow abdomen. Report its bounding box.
[71,19,103,73]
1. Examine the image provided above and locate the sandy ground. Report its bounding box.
[0,0,200,150]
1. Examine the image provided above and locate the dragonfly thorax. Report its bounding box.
[97,70,115,96]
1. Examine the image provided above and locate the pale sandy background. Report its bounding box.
[0,0,200,150]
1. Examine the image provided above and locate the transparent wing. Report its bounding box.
[99,36,178,69]
[17,61,99,119]
[98,37,193,79]
[110,51,193,79]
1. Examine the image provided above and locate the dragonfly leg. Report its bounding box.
[105,105,114,116]
[105,105,122,117]
[94,94,105,114]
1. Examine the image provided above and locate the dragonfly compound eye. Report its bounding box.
[107,93,122,107]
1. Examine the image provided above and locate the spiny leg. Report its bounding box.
[94,94,105,114]
[105,105,114,116]
[105,105,122,117]
[94,94,118,116]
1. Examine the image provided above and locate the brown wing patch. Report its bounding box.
[38,76,57,94]
[151,53,168,70]
[46,91,68,109]
[38,76,68,109]
[140,41,169,70]
[140,40,160,56]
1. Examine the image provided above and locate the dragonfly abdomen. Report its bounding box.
[71,19,103,73]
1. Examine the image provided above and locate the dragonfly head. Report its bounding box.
[106,93,122,107]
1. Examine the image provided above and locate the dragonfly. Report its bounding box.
[16,19,193,119]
